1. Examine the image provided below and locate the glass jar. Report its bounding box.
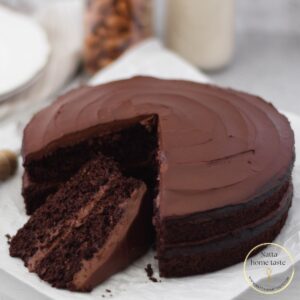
[166,0,235,71]
[84,0,153,74]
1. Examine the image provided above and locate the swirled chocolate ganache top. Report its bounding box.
[22,77,294,217]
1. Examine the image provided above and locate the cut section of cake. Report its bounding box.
[10,154,152,292]
[22,116,158,215]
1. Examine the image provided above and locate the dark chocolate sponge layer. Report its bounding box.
[22,172,59,214]
[159,170,293,246]
[158,182,293,277]
[23,119,158,214]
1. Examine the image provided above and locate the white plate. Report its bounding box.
[0,5,50,102]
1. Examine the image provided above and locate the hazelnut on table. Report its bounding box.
[0,150,18,181]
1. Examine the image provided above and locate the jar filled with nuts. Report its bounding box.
[84,0,153,74]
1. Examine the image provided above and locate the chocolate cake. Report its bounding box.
[11,77,295,290]
[10,154,152,291]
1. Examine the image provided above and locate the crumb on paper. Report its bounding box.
[145,263,161,283]
[5,234,12,245]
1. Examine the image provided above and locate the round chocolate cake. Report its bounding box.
[11,77,295,291]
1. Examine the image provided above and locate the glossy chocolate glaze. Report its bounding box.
[22,77,294,217]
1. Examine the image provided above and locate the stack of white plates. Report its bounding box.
[0,5,50,102]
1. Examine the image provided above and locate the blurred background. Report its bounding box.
[0,0,299,113]
[210,0,300,114]
[156,0,300,114]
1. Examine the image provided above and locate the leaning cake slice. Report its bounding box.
[10,154,151,292]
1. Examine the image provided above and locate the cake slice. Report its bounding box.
[10,154,151,292]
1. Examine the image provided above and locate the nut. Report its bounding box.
[89,0,113,14]
[105,15,130,31]
[97,57,114,69]
[116,1,129,17]
[84,0,152,74]
[85,34,102,48]
[0,150,18,181]
[103,34,131,52]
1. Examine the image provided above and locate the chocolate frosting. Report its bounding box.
[22,77,294,217]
